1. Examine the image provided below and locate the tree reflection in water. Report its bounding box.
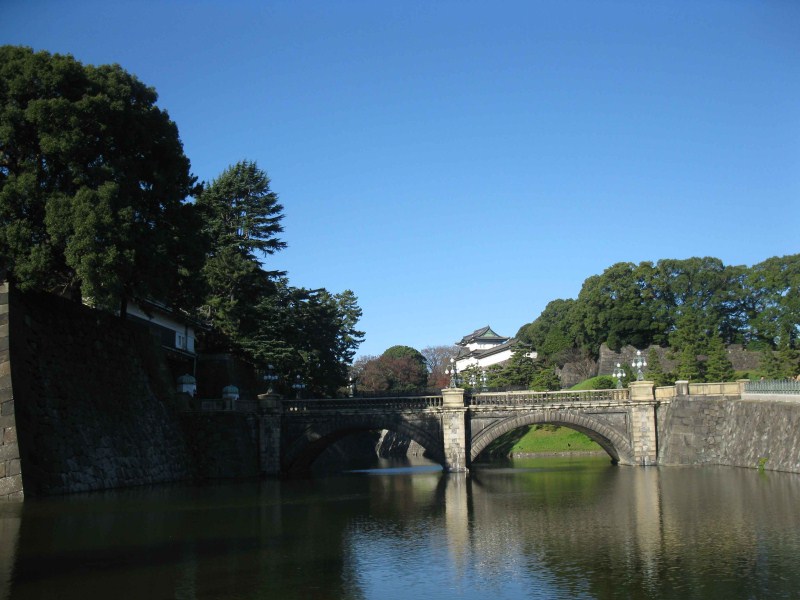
[2,459,800,599]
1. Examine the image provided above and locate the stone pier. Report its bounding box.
[441,388,468,472]
[629,380,658,466]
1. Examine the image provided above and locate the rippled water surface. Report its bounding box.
[2,457,800,599]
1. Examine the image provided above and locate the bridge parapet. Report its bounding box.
[282,395,443,413]
[470,388,629,407]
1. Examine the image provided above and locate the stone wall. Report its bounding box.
[8,287,196,495]
[0,283,272,497]
[0,281,22,499]
[181,412,259,479]
[595,343,763,378]
[659,395,800,473]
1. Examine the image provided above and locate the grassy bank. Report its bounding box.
[484,425,603,457]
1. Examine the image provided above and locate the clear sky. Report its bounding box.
[3,1,799,358]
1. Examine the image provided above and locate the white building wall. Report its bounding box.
[455,349,538,373]
[455,349,515,372]
[127,303,196,353]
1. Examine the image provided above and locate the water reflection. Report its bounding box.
[1,459,799,599]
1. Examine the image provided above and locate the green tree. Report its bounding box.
[196,160,286,258]
[529,361,562,391]
[570,262,662,355]
[669,310,713,354]
[759,348,782,379]
[516,298,577,362]
[459,365,486,391]
[651,257,748,347]
[644,348,672,387]
[0,46,200,314]
[240,282,364,396]
[196,160,286,339]
[486,348,539,389]
[704,337,735,382]
[774,338,799,379]
[747,255,800,349]
[676,345,703,382]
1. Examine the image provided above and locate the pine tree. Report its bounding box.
[760,348,783,379]
[704,337,735,382]
[676,345,703,382]
[644,348,672,386]
[776,340,800,379]
[530,363,562,391]
[196,160,286,341]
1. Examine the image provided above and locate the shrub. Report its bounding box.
[571,375,617,390]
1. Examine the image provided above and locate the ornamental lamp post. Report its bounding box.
[292,374,306,399]
[446,358,459,389]
[612,362,626,389]
[262,364,278,394]
[632,350,647,381]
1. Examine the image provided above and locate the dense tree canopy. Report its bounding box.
[0,46,200,313]
[196,160,364,396]
[0,47,365,395]
[517,255,800,367]
[240,282,364,396]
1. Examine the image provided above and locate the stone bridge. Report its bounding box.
[262,381,664,476]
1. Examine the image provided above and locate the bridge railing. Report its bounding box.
[282,395,443,413]
[469,388,629,407]
[744,379,800,395]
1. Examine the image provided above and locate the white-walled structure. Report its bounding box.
[454,326,536,372]
[127,299,197,356]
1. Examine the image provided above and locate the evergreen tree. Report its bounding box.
[0,46,201,313]
[196,160,285,341]
[241,282,364,396]
[644,348,672,386]
[676,345,703,382]
[459,365,484,391]
[486,348,538,388]
[775,339,800,379]
[704,337,735,382]
[529,362,562,391]
[759,348,783,379]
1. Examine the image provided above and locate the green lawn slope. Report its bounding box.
[483,424,603,457]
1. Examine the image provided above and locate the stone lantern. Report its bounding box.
[176,374,197,396]
[222,385,239,411]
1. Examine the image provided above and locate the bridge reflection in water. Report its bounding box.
[344,460,800,599]
[3,459,800,599]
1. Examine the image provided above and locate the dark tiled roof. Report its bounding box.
[458,325,509,346]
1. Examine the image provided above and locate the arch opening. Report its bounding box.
[473,422,610,462]
[282,417,445,477]
[470,411,634,465]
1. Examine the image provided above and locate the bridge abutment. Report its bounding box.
[257,393,282,476]
[629,381,658,466]
[442,388,469,472]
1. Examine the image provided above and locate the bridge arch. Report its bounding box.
[282,413,445,476]
[470,410,635,465]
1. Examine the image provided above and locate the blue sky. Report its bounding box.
[3,1,799,358]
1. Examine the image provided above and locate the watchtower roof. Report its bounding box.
[458,326,509,346]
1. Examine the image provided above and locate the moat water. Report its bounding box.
[2,456,800,599]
